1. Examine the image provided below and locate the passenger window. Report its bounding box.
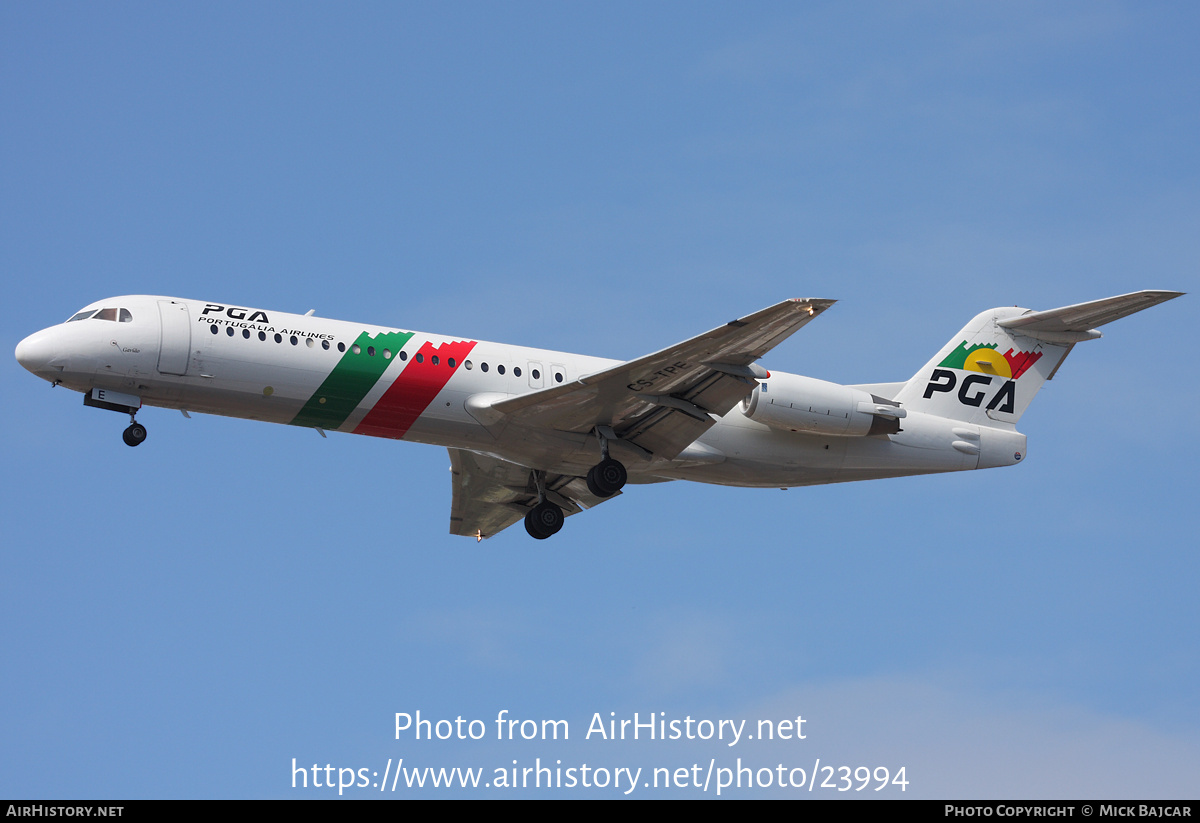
[497,365,505,375]
[513,366,521,377]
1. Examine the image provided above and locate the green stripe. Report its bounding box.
[290,330,414,429]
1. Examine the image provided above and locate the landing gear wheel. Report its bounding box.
[524,501,564,540]
[122,423,147,447]
[586,458,627,498]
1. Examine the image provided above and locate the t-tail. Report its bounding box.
[893,290,1183,427]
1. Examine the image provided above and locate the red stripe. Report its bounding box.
[353,340,477,439]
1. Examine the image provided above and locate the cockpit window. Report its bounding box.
[67,307,134,323]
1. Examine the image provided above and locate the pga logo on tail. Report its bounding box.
[922,342,1044,413]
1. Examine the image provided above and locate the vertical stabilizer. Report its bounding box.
[893,291,1182,427]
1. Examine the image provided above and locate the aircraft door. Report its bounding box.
[157,300,191,375]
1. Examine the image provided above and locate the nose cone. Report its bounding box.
[15,328,63,380]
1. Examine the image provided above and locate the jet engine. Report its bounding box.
[741,373,906,436]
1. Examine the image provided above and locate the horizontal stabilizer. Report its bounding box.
[997,290,1183,342]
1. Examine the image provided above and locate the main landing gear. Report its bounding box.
[522,432,630,540]
[586,428,628,498]
[524,470,565,540]
[524,500,564,540]
[586,457,626,498]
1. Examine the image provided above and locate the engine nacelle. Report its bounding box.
[741,373,905,436]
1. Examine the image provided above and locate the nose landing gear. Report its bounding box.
[121,406,147,447]
[123,421,147,447]
[82,389,147,447]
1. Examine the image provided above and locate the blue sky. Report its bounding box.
[2,2,1197,798]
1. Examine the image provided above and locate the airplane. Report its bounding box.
[15,290,1182,540]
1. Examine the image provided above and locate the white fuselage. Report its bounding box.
[16,295,1019,490]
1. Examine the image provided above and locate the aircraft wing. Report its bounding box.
[448,448,620,539]
[490,298,834,460]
